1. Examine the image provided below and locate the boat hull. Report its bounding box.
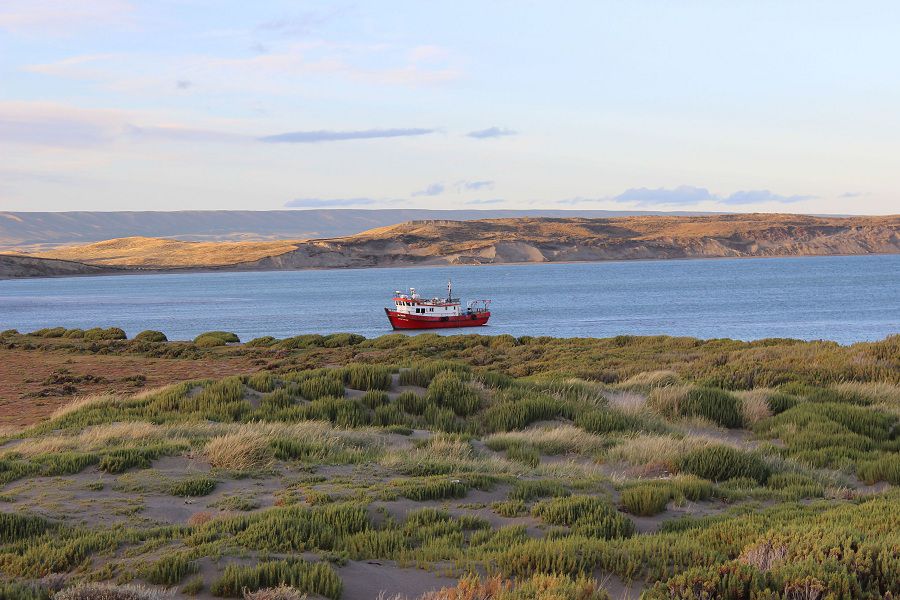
[385,308,490,329]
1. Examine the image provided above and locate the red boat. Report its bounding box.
[385,281,491,330]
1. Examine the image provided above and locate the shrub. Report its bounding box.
[857,453,900,485]
[0,512,55,543]
[83,327,127,341]
[134,330,167,342]
[169,476,217,497]
[298,375,345,401]
[359,389,389,409]
[575,409,643,435]
[342,363,392,391]
[194,331,240,347]
[245,336,277,347]
[210,559,341,599]
[142,552,199,585]
[504,442,540,468]
[63,328,85,338]
[399,360,470,387]
[492,500,526,517]
[509,479,569,502]
[246,371,277,393]
[531,495,633,539]
[398,478,468,501]
[29,327,67,338]
[676,446,770,483]
[425,372,481,416]
[681,387,744,428]
[621,483,671,516]
[395,391,427,415]
[242,585,308,600]
[181,576,204,596]
[323,333,366,347]
[98,446,167,473]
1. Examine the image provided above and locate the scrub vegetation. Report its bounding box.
[0,329,897,599]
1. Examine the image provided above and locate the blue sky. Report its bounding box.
[1,1,898,213]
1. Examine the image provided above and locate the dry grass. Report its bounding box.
[606,433,713,470]
[203,427,275,472]
[734,389,773,425]
[604,390,648,415]
[646,384,694,418]
[832,381,900,406]
[618,370,679,391]
[484,425,607,456]
[35,236,299,268]
[244,586,308,600]
[55,583,173,600]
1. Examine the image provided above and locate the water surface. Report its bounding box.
[1,255,897,344]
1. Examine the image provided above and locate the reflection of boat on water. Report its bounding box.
[384,280,491,330]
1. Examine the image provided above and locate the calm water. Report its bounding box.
[1,255,898,344]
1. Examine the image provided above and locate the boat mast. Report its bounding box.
[447,279,452,301]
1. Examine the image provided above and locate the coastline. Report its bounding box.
[2,248,898,282]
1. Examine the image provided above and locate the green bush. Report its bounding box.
[509,479,569,502]
[398,478,468,501]
[323,333,366,347]
[342,363,392,391]
[29,327,67,338]
[531,495,633,539]
[245,336,277,347]
[134,330,168,342]
[0,512,55,543]
[246,371,277,393]
[210,559,341,599]
[298,375,345,401]
[504,442,540,468]
[194,331,240,347]
[83,327,127,340]
[395,391,427,415]
[677,446,770,483]
[399,360,470,387]
[682,387,743,428]
[359,389,389,409]
[169,476,217,497]
[142,552,199,585]
[621,483,671,516]
[425,371,481,416]
[857,453,900,485]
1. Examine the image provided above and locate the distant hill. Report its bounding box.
[0,254,118,279]
[0,209,713,251]
[20,214,898,277]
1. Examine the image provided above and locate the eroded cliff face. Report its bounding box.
[232,214,900,270]
[10,214,899,277]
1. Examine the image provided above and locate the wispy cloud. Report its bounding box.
[258,9,345,37]
[412,183,445,197]
[413,180,496,196]
[260,128,434,143]
[612,185,813,207]
[467,127,517,139]
[0,0,134,34]
[284,198,380,208]
[459,180,494,191]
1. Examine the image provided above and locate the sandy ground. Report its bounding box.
[0,348,258,427]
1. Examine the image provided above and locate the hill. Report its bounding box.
[0,209,708,252]
[242,213,900,270]
[0,253,118,279]
[15,213,900,275]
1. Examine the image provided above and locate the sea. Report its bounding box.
[1,255,898,345]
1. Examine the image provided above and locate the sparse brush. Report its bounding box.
[676,445,770,483]
[620,483,672,516]
[619,370,680,390]
[425,372,482,416]
[485,425,607,456]
[204,428,274,472]
[509,479,569,501]
[142,552,199,586]
[341,363,392,391]
[55,583,171,600]
[210,559,341,599]
[399,360,470,387]
[606,434,712,471]
[246,371,277,393]
[242,585,308,600]
[169,476,217,497]
[734,389,773,425]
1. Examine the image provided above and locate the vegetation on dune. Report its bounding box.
[0,329,898,599]
[193,331,240,347]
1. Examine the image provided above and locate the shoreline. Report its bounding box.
[2,249,898,282]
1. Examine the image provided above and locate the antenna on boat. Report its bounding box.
[448,279,452,301]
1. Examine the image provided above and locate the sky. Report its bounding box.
[1,1,898,214]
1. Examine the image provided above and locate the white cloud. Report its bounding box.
[0,0,134,34]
